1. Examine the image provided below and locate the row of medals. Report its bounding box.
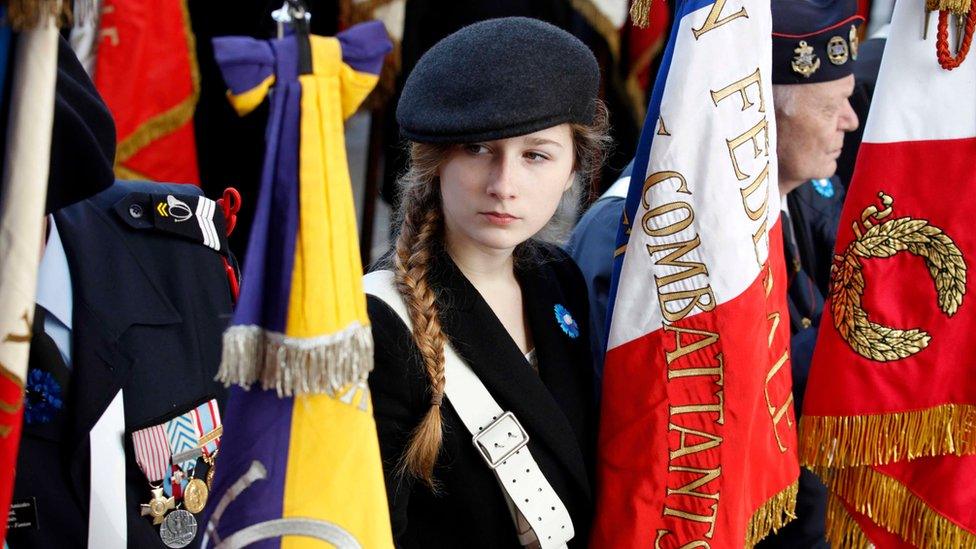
[142,451,218,548]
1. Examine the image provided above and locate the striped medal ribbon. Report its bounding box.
[192,398,222,457]
[164,410,200,498]
[133,424,178,527]
[132,424,171,484]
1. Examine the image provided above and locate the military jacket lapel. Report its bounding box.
[55,201,182,491]
[430,255,591,497]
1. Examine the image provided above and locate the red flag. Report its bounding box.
[93,0,200,183]
[593,0,799,545]
[623,0,670,121]
[799,0,976,545]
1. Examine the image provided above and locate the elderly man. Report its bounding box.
[569,0,862,545]
[761,0,861,546]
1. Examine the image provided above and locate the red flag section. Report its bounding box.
[598,226,798,548]
[799,0,976,545]
[94,0,200,184]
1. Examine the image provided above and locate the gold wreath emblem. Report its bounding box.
[830,192,967,361]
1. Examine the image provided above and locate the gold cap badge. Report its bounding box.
[827,35,850,65]
[792,40,821,77]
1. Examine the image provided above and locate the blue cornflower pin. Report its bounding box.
[554,304,580,339]
[24,369,63,425]
[811,178,834,198]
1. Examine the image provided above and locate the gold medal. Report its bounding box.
[183,478,209,514]
[140,487,175,525]
[203,449,219,490]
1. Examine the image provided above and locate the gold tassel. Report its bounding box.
[816,465,976,548]
[630,0,652,28]
[6,0,73,30]
[824,493,872,549]
[744,481,798,547]
[927,0,971,15]
[798,404,976,468]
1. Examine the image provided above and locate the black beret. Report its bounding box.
[396,17,600,144]
[47,35,116,213]
[772,0,864,85]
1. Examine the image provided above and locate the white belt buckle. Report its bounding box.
[472,411,530,469]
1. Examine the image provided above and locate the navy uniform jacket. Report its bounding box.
[566,161,633,379]
[367,244,596,548]
[9,181,234,548]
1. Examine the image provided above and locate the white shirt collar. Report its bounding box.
[35,216,73,330]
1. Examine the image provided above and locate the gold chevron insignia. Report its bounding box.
[157,202,168,217]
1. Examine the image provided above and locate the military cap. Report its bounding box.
[772,0,864,84]
[396,17,600,144]
[46,36,117,213]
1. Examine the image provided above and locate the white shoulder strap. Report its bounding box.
[364,270,574,549]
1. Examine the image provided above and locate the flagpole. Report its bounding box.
[0,12,61,542]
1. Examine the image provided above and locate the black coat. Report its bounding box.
[367,245,596,548]
[9,181,234,548]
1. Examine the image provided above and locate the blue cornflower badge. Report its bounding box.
[811,178,834,198]
[25,369,64,425]
[554,304,580,339]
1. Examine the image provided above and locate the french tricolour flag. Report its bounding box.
[592,0,800,546]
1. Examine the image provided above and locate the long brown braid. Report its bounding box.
[392,143,451,488]
[391,103,611,488]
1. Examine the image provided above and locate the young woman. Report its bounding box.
[364,17,610,548]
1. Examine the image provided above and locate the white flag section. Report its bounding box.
[607,2,781,350]
[0,21,59,408]
[594,0,800,546]
[0,15,60,542]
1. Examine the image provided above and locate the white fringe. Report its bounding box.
[217,322,374,397]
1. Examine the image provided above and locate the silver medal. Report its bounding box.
[159,509,197,548]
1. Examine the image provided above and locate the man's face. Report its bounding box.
[775,75,858,193]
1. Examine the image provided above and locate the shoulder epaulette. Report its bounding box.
[113,192,230,256]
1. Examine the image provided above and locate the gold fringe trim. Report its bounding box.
[6,0,72,30]
[817,465,976,548]
[745,480,798,547]
[114,164,152,182]
[115,0,201,175]
[218,323,374,397]
[568,0,622,58]
[927,0,972,16]
[825,493,872,549]
[798,404,976,468]
[630,0,652,28]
